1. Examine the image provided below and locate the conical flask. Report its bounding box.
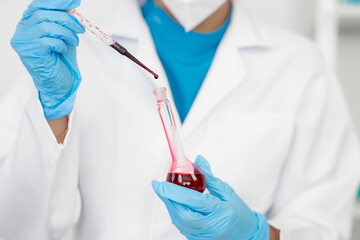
[153,87,206,193]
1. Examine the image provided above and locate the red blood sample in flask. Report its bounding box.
[153,87,206,193]
[166,172,206,193]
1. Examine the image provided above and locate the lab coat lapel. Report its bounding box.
[181,1,274,139]
[180,28,246,140]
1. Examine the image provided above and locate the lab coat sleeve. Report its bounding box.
[0,87,80,240]
[267,64,360,240]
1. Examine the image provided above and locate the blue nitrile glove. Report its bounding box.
[152,155,269,240]
[11,0,85,120]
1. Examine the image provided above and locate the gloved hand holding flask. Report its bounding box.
[11,0,85,120]
[152,155,270,240]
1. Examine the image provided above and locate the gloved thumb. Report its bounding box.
[195,155,236,201]
[24,0,81,16]
[194,155,213,176]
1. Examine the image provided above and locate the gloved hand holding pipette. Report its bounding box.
[11,0,84,120]
[152,155,270,240]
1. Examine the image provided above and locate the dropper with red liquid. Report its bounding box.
[110,43,158,79]
[153,87,206,193]
[67,9,159,79]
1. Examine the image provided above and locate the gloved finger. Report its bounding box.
[12,37,67,55]
[152,180,221,214]
[153,181,212,231]
[39,37,68,54]
[168,201,213,235]
[153,181,201,219]
[159,199,205,235]
[194,155,213,176]
[195,155,236,201]
[20,21,79,46]
[161,197,182,225]
[152,181,183,224]
[60,46,82,80]
[24,0,81,16]
[22,10,85,34]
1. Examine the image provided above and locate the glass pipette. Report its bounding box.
[67,9,159,79]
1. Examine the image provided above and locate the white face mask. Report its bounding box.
[161,0,227,32]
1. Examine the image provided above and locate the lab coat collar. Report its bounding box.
[232,4,275,49]
[107,0,275,49]
[107,0,144,41]
[106,0,275,140]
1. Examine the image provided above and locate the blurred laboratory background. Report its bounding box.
[241,0,360,238]
[243,1,360,239]
[0,0,359,238]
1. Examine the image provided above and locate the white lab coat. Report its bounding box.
[0,0,359,239]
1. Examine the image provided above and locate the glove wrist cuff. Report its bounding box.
[40,91,77,120]
[250,212,270,240]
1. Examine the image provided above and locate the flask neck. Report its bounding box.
[156,98,187,164]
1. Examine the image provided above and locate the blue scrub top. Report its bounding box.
[142,0,231,123]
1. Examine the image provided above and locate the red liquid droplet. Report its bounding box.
[124,52,159,79]
[166,173,206,193]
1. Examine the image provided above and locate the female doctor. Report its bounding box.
[1,0,359,239]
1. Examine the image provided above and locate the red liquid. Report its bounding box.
[166,173,206,193]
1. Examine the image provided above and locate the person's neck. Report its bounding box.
[155,0,230,33]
